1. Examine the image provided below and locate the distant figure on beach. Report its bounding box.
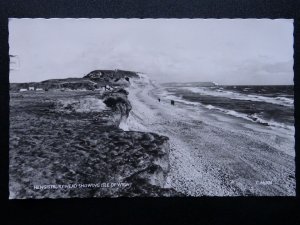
[158,98,160,102]
[171,100,175,105]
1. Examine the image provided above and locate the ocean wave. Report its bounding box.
[181,87,294,107]
[160,90,294,131]
[203,104,294,131]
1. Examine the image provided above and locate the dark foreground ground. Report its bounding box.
[9,90,181,198]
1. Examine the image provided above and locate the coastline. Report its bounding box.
[122,76,295,196]
[9,71,295,197]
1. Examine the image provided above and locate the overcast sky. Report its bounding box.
[9,19,293,84]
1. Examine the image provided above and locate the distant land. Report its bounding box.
[10,69,139,92]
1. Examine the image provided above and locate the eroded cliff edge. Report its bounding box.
[9,70,182,198]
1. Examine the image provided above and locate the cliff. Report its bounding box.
[9,70,182,198]
[9,70,137,92]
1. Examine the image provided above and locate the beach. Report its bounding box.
[121,76,295,196]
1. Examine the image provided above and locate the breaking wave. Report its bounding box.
[160,90,294,131]
[202,104,294,131]
[181,87,293,107]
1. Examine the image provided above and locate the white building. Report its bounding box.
[19,88,27,92]
[29,87,34,91]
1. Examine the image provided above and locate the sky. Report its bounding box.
[9,19,294,85]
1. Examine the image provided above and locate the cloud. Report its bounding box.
[9,19,293,84]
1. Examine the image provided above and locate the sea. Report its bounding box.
[161,83,294,130]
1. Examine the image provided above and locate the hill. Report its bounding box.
[10,69,140,92]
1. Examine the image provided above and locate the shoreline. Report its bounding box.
[9,72,296,197]
[122,77,295,196]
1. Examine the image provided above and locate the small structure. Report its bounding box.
[19,88,28,92]
[104,85,112,91]
[171,100,175,105]
[36,88,44,91]
[29,87,34,91]
[158,98,160,102]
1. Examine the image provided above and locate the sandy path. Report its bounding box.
[122,79,295,196]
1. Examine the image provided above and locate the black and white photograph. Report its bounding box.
[9,18,295,198]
